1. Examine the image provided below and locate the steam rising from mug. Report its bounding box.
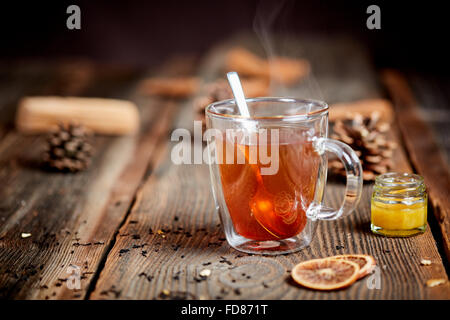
[253,0,324,100]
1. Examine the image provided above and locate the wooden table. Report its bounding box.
[0,34,449,300]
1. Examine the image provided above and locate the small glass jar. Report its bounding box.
[371,172,427,237]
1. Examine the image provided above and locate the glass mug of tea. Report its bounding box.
[205,97,363,255]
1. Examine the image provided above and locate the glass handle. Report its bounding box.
[313,138,363,220]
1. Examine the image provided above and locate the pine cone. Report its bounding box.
[328,112,397,181]
[43,123,93,172]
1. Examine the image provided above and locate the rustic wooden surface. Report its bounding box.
[0,58,193,299]
[382,70,450,263]
[405,73,450,163]
[0,35,449,300]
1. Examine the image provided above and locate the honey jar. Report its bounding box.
[371,172,427,237]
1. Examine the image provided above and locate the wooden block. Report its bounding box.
[15,96,140,135]
[139,77,200,98]
[225,47,310,86]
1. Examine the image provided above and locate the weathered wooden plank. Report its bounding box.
[0,58,193,299]
[406,73,450,163]
[90,35,449,300]
[381,70,450,263]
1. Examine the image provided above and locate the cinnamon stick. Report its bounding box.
[225,47,310,86]
[16,96,140,135]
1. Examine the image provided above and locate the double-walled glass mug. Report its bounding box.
[205,97,363,255]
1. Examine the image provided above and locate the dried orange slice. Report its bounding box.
[291,258,360,290]
[330,254,376,279]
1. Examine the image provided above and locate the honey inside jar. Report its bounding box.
[371,173,427,237]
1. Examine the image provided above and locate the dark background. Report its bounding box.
[0,0,448,75]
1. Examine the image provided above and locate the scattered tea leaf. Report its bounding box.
[420,259,432,266]
[426,278,446,287]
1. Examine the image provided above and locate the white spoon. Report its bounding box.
[226,72,251,118]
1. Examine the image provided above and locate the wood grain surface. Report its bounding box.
[382,70,450,263]
[88,35,449,300]
[0,59,193,299]
[0,36,448,300]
